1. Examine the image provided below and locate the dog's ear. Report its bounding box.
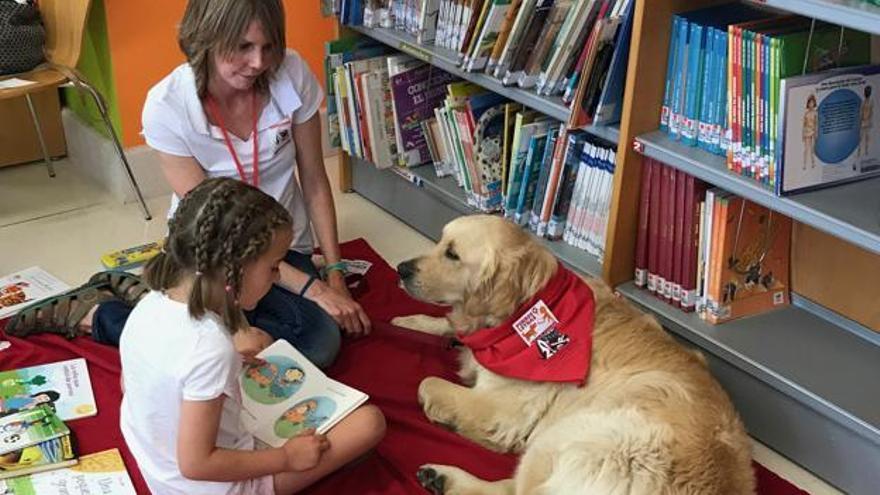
[462,241,557,325]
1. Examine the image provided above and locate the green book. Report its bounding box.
[0,407,69,456]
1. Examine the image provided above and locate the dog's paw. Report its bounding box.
[417,465,446,494]
[417,465,478,495]
[419,377,456,429]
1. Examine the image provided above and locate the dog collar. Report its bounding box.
[456,266,595,385]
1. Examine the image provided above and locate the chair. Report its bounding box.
[0,0,151,220]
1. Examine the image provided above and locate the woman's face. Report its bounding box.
[212,20,274,92]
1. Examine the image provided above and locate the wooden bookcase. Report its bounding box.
[334,1,880,492]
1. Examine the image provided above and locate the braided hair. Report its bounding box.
[144,177,292,332]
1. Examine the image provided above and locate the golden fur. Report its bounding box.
[393,215,755,495]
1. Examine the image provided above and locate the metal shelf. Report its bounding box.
[349,25,572,122]
[617,282,880,438]
[747,0,880,36]
[635,130,880,255]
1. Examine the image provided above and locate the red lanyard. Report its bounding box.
[204,92,260,187]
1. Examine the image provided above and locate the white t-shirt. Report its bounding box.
[119,291,255,495]
[141,50,324,253]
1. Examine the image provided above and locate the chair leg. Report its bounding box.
[75,79,152,221]
[24,94,56,178]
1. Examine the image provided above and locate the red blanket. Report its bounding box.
[0,239,806,494]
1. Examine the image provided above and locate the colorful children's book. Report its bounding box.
[0,407,69,457]
[0,359,98,421]
[779,64,880,194]
[0,449,137,495]
[0,268,69,320]
[240,340,369,447]
[707,199,792,324]
[0,435,77,480]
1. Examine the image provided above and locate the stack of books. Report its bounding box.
[659,3,878,194]
[634,157,793,324]
[0,406,77,479]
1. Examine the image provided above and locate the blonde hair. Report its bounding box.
[178,0,286,97]
[144,178,292,332]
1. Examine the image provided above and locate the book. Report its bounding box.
[707,199,792,324]
[0,407,69,457]
[0,449,137,495]
[0,359,97,421]
[240,340,369,447]
[778,64,880,194]
[0,435,77,480]
[0,268,69,320]
[100,241,163,270]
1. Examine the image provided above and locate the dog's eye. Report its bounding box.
[445,247,459,261]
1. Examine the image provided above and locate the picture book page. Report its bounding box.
[239,340,368,447]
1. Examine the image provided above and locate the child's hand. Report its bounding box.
[235,326,274,363]
[281,429,330,471]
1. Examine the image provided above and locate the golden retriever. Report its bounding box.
[392,215,755,495]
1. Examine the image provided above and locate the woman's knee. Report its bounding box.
[307,319,341,369]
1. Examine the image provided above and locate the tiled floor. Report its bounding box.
[0,156,841,495]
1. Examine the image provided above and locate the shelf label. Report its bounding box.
[392,167,424,187]
[399,41,433,63]
[632,139,644,153]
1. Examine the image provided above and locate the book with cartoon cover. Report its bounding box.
[0,435,77,480]
[0,449,136,495]
[0,267,69,320]
[0,407,69,457]
[240,340,368,447]
[0,359,98,421]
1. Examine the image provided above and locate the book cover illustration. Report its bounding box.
[0,435,76,480]
[240,340,369,447]
[0,449,136,495]
[709,198,792,324]
[0,268,69,320]
[0,359,97,421]
[0,407,69,456]
[780,65,880,194]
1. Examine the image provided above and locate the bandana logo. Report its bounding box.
[536,328,570,359]
[512,300,558,346]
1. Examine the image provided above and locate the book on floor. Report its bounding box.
[0,358,98,421]
[0,434,77,480]
[0,407,70,458]
[0,267,69,320]
[240,340,369,447]
[0,448,137,495]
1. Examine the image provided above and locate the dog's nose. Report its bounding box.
[397,260,417,280]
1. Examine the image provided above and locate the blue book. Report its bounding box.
[697,27,717,152]
[715,28,729,155]
[529,126,561,232]
[660,15,682,133]
[514,133,549,226]
[547,131,588,239]
[594,0,635,125]
[669,17,690,138]
[682,21,707,146]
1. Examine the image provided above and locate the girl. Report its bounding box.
[119,178,385,494]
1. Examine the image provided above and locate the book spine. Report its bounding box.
[634,157,654,287]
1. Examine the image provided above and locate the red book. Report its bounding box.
[657,163,671,300]
[634,158,654,288]
[672,169,687,307]
[647,159,662,294]
[680,175,707,312]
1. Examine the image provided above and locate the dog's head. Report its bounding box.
[397,215,558,330]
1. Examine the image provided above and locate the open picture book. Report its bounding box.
[0,267,69,320]
[239,340,368,447]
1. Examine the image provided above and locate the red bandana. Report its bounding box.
[457,266,595,385]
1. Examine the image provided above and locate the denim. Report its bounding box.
[91,250,341,368]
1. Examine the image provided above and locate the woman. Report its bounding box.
[8,0,369,369]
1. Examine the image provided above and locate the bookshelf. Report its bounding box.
[635,131,880,255]
[335,1,880,492]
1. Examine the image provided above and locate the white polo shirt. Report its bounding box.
[142,50,323,253]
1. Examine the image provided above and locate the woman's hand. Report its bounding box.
[304,276,371,337]
[280,429,330,471]
[234,326,274,363]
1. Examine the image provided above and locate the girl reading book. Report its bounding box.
[119,178,385,495]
